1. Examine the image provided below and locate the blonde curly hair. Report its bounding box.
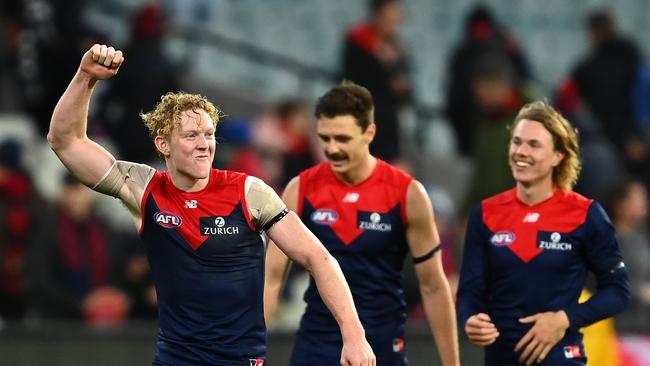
[140,92,221,140]
[511,101,581,191]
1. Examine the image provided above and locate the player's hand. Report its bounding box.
[340,335,376,366]
[79,44,124,81]
[465,312,499,346]
[515,310,569,365]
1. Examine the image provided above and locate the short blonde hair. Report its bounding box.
[511,101,581,191]
[140,92,221,140]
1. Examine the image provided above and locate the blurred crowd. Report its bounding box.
[0,0,649,336]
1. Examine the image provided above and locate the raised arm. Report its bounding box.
[47,45,147,222]
[265,176,375,366]
[405,180,459,366]
[47,44,123,187]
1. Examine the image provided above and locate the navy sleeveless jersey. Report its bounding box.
[457,188,629,366]
[140,169,266,366]
[297,160,413,333]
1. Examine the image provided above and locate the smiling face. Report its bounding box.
[509,119,565,189]
[155,109,216,182]
[317,115,375,176]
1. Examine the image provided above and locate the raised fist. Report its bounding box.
[79,44,125,80]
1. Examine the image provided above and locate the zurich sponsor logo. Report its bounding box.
[154,211,182,229]
[490,231,515,246]
[311,208,338,225]
[538,231,572,251]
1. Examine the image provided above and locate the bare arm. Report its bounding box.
[263,178,298,324]
[266,176,375,366]
[406,181,460,366]
[47,44,141,218]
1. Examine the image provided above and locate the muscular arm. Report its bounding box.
[265,176,374,364]
[406,181,459,366]
[263,177,297,324]
[47,45,143,220]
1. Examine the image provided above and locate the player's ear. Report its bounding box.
[551,150,565,167]
[154,135,171,157]
[364,123,376,144]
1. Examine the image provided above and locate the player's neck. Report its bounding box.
[335,154,377,185]
[169,171,210,192]
[516,180,555,206]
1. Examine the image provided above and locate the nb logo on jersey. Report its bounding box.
[490,231,515,246]
[343,192,360,203]
[154,211,182,229]
[392,338,405,352]
[523,212,540,223]
[311,209,339,225]
[184,199,198,208]
[249,359,264,366]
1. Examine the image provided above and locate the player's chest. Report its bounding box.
[484,208,586,270]
[302,188,405,249]
[149,193,258,253]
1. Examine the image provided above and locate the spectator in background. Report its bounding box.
[604,179,650,331]
[342,0,412,163]
[572,9,647,180]
[464,54,527,209]
[445,4,532,157]
[0,140,43,320]
[26,174,129,326]
[554,78,624,201]
[274,100,321,187]
[16,0,93,135]
[100,2,181,163]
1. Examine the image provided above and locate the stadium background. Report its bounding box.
[1,0,649,364]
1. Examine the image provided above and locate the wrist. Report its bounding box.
[556,310,570,330]
[341,322,365,343]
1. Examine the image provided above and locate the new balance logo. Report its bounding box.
[523,212,540,223]
[249,359,264,366]
[185,200,198,208]
[343,192,360,203]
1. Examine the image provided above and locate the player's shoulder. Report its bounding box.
[376,159,413,187]
[482,188,517,209]
[557,190,593,210]
[299,162,331,182]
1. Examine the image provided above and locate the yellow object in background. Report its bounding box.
[580,289,620,366]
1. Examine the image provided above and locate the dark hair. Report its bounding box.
[275,99,307,121]
[586,8,615,34]
[314,81,374,131]
[369,0,399,14]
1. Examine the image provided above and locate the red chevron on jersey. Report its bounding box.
[141,169,255,250]
[482,189,592,263]
[298,160,411,246]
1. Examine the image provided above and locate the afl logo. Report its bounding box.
[311,208,339,225]
[490,231,515,246]
[154,211,182,229]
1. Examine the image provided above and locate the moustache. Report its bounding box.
[326,152,348,161]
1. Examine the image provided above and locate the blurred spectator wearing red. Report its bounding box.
[26,174,129,326]
[444,4,533,158]
[342,0,412,163]
[0,140,42,319]
[100,3,181,163]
